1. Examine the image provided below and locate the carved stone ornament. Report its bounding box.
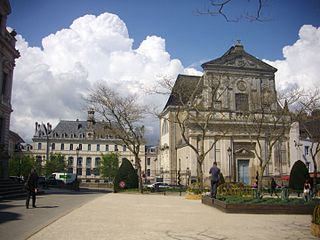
[225,57,261,69]
[237,80,247,91]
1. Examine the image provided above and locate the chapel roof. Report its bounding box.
[163,74,201,110]
[201,42,277,73]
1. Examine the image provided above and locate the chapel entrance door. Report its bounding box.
[238,159,249,185]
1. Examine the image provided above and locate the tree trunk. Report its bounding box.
[135,155,143,193]
[196,156,204,192]
[257,166,264,197]
[313,163,317,196]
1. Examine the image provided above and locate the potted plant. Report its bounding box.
[311,204,320,237]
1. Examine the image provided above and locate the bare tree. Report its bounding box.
[197,0,268,22]
[87,84,147,193]
[241,92,291,195]
[242,87,320,196]
[293,88,320,194]
[159,74,232,192]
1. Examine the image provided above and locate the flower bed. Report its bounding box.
[202,195,317,214]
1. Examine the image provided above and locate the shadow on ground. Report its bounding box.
[0,211,22,224]
[43,187,113,195]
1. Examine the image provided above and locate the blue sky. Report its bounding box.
[8,0,320,68]
[6,0,320,144]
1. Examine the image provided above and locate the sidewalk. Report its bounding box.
[28,193,315,240]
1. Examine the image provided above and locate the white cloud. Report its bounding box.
[265,25,320,91]
[11,12,198,143]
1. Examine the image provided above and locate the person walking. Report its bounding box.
[303,179,311,202]
[25,168,38,209]
[209,162,220,199]
[270,177,278,197]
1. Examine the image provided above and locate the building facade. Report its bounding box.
[0,0,20,179]
[144,146,158,183]
[32,110,146,180]
[159,43,294,186]
[290,114,320,174]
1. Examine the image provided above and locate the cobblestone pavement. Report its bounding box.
[28,193,316,240]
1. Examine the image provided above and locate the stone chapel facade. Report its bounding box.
[158,43,291,186]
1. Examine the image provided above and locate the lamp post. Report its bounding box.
[42,122,52,163]
[76,146,80,176]
[186,167,190,186]
[227,147,232,182]
[160,167,164,182]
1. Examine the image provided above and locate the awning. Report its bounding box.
[280,175,289,181]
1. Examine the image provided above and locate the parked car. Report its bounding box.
[37,176,48,188]
[9,176,24,182]
[149,182,187,192]
[45,176,65,186]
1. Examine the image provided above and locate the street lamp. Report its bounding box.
[186,167,190,186]
[76,146,80,176]
[160,167,164,181]
[227,147,232,182]
[42,122,52,162]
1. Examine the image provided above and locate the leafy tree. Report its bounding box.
[9,154,35,179]
[100,153,119,181]
[114,158,138,192]
[44,153,66,176]
[289,160,309,192]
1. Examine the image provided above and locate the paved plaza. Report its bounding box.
[28,193,315,240]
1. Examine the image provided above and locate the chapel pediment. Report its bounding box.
[201,43,277,73]
[234,147,255,157]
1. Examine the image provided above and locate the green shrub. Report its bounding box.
[113,158,138,192]
[219,172,225,186]
[217,182,253,197]
[289,160,309,191]
[187,183,202,194]
[312,205,320,225]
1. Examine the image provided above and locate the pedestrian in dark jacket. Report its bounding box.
[270,177,277,196]
[209,162,220,199]
[25,168,38,209]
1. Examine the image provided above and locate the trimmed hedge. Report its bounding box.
[289,160,309,191]
[114,158,138,192]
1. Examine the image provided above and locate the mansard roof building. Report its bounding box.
[32,110,146,179]
[159,43,293,186]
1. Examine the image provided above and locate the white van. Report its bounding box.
[51,172,76,184]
